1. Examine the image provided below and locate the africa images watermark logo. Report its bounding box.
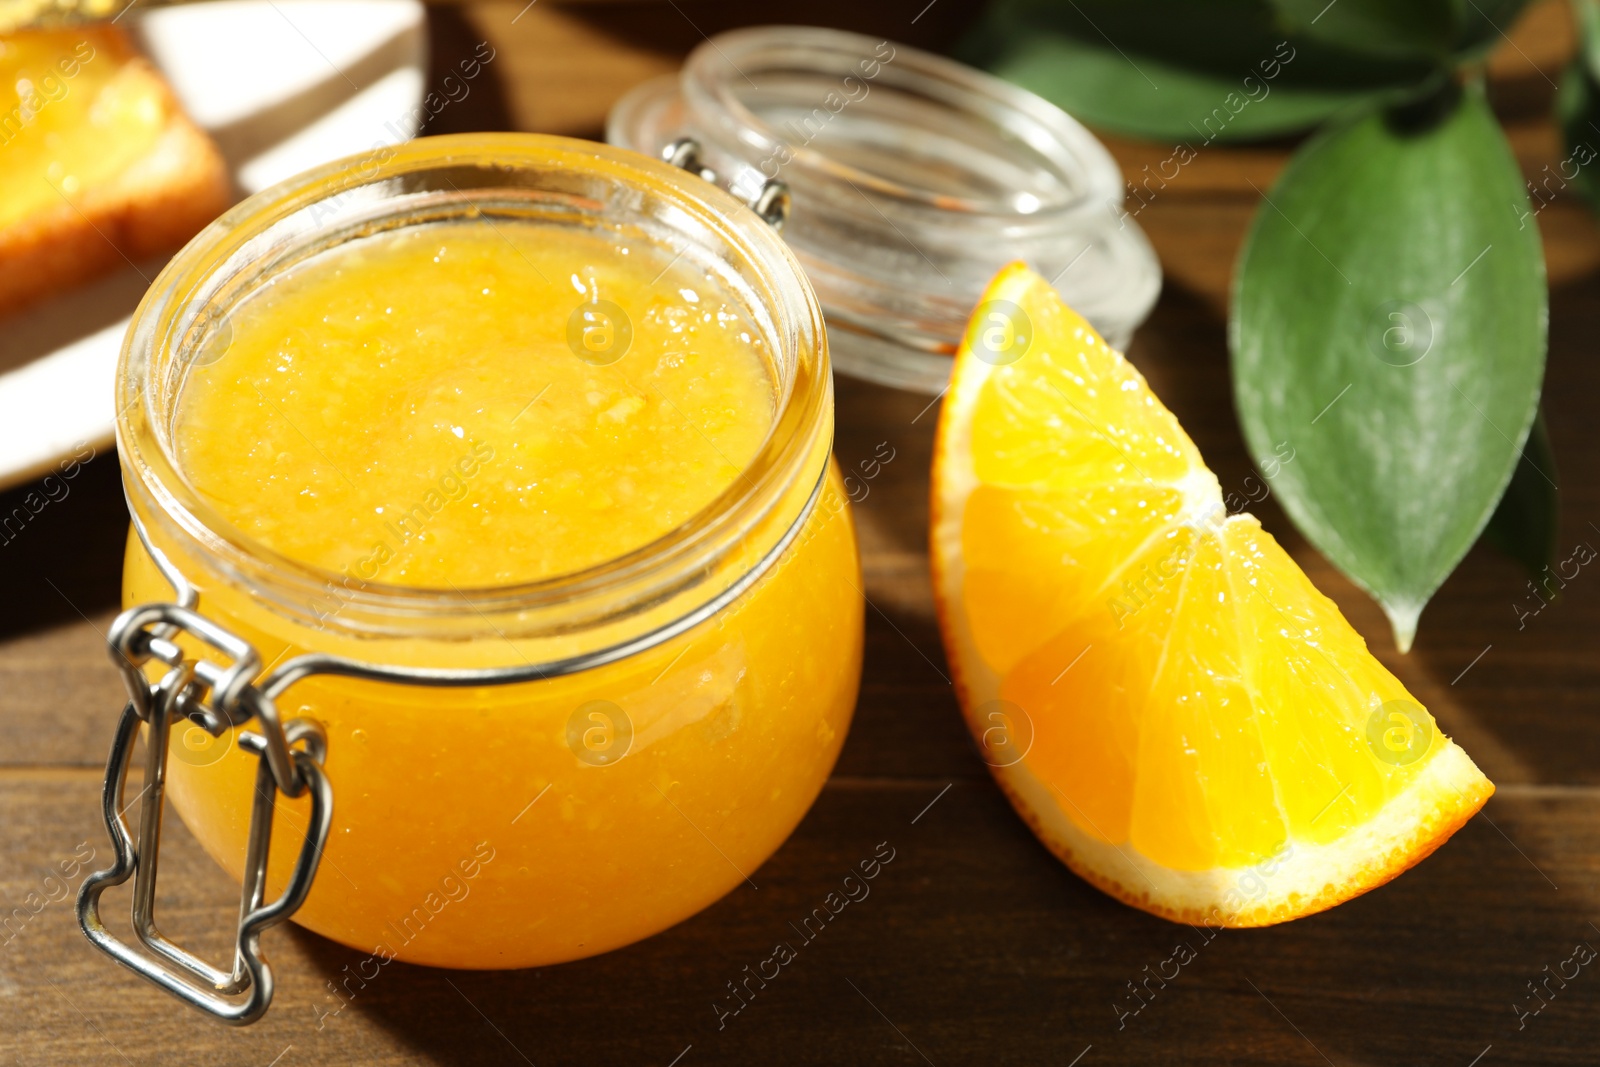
[0,38,96,148]
[730,40,898,195]
[968,299,1033,366]
[712,841,897,1030]
[312,841,497,1029]
[566,300,633,366]
[566,699,633,767]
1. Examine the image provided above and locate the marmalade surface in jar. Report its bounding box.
[123,182,862,968]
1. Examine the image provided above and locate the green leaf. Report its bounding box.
[1451,0,1532,59]
[1271,0,1532,60]
[1231,80,1547,651]
[955,0,1438,143]
[1482,411,1558,580]
[1557,0,1600,212]
[1270,0,1457,61]
[1578,0,1600,70]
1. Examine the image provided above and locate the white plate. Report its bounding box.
[0,0,426,491]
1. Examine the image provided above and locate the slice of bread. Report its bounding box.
[0,28,229,317]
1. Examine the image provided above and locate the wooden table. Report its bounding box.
[2,3,1597,1063]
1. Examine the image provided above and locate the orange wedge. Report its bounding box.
[930,263,1493,926]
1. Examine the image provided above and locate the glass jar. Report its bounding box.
[87,134,862,1021]
[609,25,1162,394]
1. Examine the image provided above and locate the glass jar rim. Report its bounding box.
[607,26,1162,395]
[117,133,833,641]
[680,24,1122,224]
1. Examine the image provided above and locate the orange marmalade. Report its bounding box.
[120,146,862,969]
[0,29,165,229]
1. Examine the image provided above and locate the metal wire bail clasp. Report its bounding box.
[663,137,791,231]
[77,603,333,1025]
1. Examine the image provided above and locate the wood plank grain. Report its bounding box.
[460,0,987,140]
[0,771,1595,1065]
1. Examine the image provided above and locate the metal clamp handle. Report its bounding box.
[663,137,791,231]
[77,606,333,1025]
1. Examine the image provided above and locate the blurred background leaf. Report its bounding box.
[1231,81,1547,651]
[955,0,1442,141]
[1270,0,1458,60]
[1558,0,1600,210]
[1451,0,1534,57]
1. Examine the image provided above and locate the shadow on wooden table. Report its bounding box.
[1409,266,1600,789]
[0,449,127,642]
[421,5,517,137]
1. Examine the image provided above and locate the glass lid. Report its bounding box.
[608,25,1162,394]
